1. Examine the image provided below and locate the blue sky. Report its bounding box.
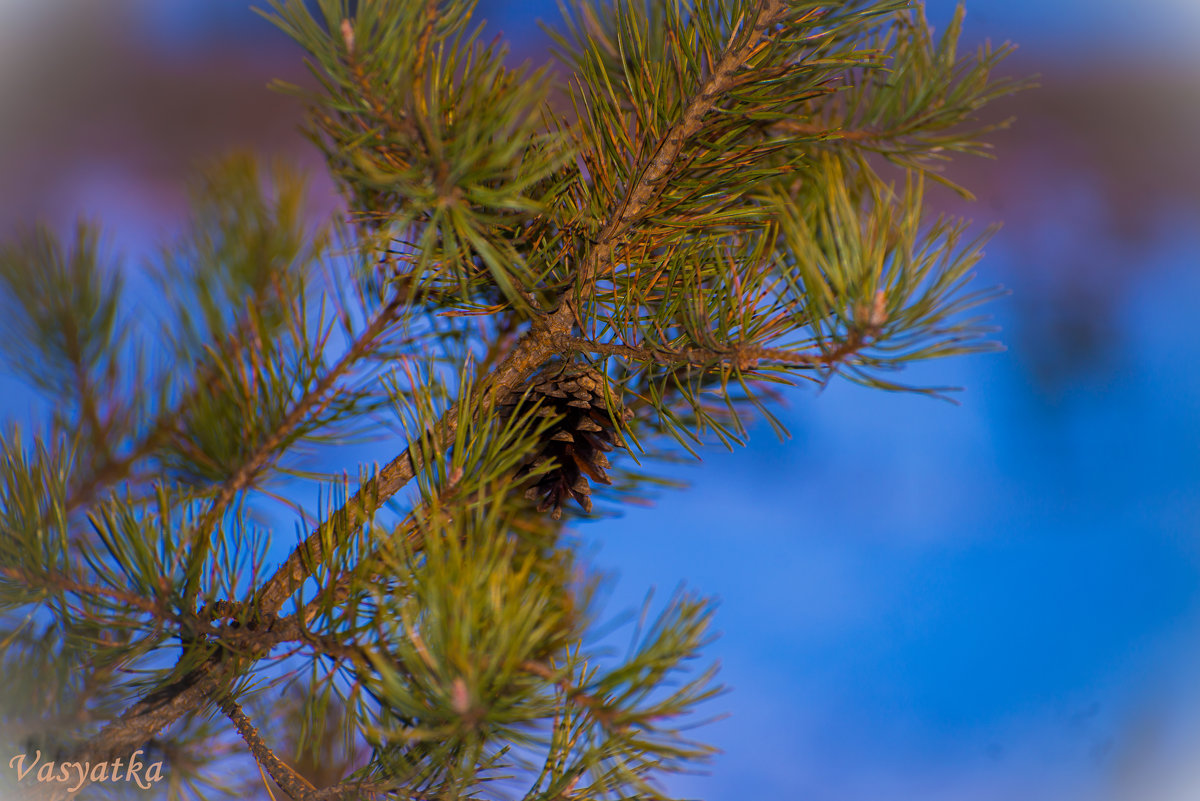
[596,232,1200,798]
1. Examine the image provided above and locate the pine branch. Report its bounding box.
[66,413,173,514]
[184,294,407,593]
[68,192,312,515]
[413,0,439,75]
[217,694,319,801]
[563,0,790,294]
[521,660,621,733]
[0,566,168,621]
[0,564,362,666]
[15,3,1015,797]
[261,0,795,619]
[36,325,558,797]
[63,304,263,516]
[71,353,111,467]
[253,315,564,616]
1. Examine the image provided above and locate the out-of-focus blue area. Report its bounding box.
[2,1,1199,799]
[608,229,1200,799]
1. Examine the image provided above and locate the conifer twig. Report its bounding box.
[258,0,792,619]
[68,296,281,514]
[184,295,406,587]
[216,694,318,801]
[36,3,945,794]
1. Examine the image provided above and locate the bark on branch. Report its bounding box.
[217,695,318,801]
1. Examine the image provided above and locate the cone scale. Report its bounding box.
[505,363,629,519]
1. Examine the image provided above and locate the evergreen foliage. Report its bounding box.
[0,0,1025,798]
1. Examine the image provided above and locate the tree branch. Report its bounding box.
[261,0,793,619]
[67,288,270,515]
[52,2,793,792]
[0,566,167,620]
[217,694,318,801]
[193,296,405,540]
[561,0,790,296]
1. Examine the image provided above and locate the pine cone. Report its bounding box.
[504,363,630,519]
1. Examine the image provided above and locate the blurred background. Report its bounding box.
[1,0,1198,799]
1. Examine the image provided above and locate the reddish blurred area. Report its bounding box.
[0,1,330,233]
[4,3,1198,232]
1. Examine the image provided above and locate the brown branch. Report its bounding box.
[0,567,356,664]
[206,610,372,666]
[217,694,318,801]
[560,0,790,297]
[67,274,285,517]
[73,360,111,466]
[559,289,888,372]
[43,317,563,801]
[55,1,793,792]
[414,0,439,76]
[311,779,393,801]
[66,289,286,518]
[195,296,404,538]
[0,566,167,620]
[67,422,168,514]
[255,350,553,616]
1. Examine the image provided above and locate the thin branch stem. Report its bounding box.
[0,567,166,619]
[217,694,318,801]
[195,297,404,539]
